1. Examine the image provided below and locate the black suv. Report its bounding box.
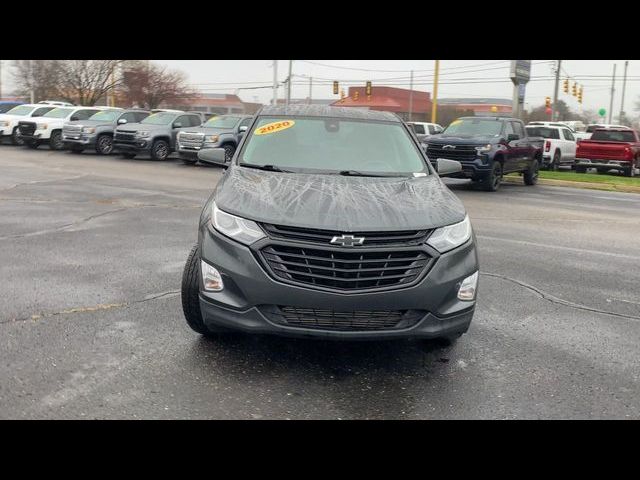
[181,105,479,343]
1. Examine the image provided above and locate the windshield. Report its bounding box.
[89,110,120,122]
[443,118,503,136]
[0,104,21,113]
[526,127,560,139]
[590,130,636,142]
[141,112,175,125]
[43,108,73,119]
[204,116,240,128]
[5,105,36,116]
[239,116,427,176]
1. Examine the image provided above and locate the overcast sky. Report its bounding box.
[3,60,638,115]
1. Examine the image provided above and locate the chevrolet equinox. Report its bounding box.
[181,105,479,343]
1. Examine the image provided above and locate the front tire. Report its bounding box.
[49,131,64,150]
[550,150,561,171]
[523,159,539,186]
[222,143,236,163]
[11,127,24,146]
[481,161,503,192]
[181,245,222,337]
[150,139,169,161]
[95,134,114,155]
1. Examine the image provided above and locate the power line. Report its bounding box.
[297,59,511,73]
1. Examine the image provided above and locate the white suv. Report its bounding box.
[18,106,108,150]
[0,104,59,145]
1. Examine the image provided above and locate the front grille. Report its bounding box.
[178,132,204,149]
[426,144,478,162]
[18,121,36,136]
[63,125,82,138]
[261,223,431,247]
[114,131,136,143]
[260,244,430,291]
[263,306,425,331]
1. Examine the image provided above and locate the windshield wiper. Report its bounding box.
[338,170,406,178]
[239,163,292,173]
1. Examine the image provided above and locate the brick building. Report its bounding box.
[330,86,432,122]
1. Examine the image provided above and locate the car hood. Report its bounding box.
[66,119,112,128]
[0,113,29,122]
[116,123,167,132]
[180,126,231,135]
[427,134,500,145]
[214,167,466,231]
[33,117,68,126]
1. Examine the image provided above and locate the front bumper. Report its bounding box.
[198,226,478,340]
[113,139,150,152]
[63,133,97,146]
[177,141,222,157]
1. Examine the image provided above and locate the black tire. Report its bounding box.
[49,130,64,150]
[523,159,539,186]
[150,139,169,161]
[222,143,236,163]
[625,164,636,177]
[481,161,503,192]
[11,127,24,146]
[95,134,113,155]
[181,244,220,336]
[551,150,561,171]
[122,152,136,159]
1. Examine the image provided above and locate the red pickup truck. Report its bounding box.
[575,128,640,177]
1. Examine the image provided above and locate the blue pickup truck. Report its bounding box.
[424,116,543,191]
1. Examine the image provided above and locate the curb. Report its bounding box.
[503,176,640,194]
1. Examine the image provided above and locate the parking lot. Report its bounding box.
[1,145,639,419]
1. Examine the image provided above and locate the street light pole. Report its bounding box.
[408,70,413,121]
[431,60,439,124]
[286,60,292,107]
[619,60,629,124]
[272,60,278,106]
[608,63,616,124]
[551,60,561,121]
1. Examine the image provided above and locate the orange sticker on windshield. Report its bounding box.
[254,120,295,135]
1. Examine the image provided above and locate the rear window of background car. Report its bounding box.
[526,127,560,139]
[590,130,636,142]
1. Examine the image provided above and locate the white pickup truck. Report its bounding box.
[525,123,577,170]
[17,105,107,150]
[0,103,59,145]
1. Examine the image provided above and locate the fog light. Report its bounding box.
[201,260,224,292]
[457,271,478,301]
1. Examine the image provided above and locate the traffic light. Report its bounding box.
[563,79,569,94]
[365,81,372,96]
[545,96,551,109]
[333,81,339,95]
[572,82,577,96]
[578,86,583,104]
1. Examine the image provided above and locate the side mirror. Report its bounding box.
[239,125,248,133]
[118,118,127,125]
[198,148,228,167]
[173,122,182,129]
[507,133,519,142]
[70,116,79,122]
[436,158,462,176]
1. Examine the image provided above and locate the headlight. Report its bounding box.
[211,202,265,245]
[82,127,96,134]
[39,124,48,130]
[475,144,492,153]
[207,135,219,143]
[0,121,9,127]
[426,215,472,253]
[136,131,149,138]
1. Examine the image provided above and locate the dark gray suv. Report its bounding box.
[181,105,478,343]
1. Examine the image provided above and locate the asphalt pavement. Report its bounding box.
[1,145,639,419]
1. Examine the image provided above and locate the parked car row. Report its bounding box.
[0,102,253,165]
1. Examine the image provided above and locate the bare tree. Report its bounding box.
[120,62,196,109]
[11,60,63,102]
[56,60,124,105]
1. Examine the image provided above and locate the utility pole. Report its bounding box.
[619,60,629,124]
[551,60,561,121]
[272,60,278,106]
[431,60,439,123]
[608,63,616,124]
[308,76,312,105]
[29,60,34,103]
[285,60,292,107]
[408,70,414,121]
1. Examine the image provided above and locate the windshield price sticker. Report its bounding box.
[255,120,295,135]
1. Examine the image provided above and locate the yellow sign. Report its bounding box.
[254,120,295,136]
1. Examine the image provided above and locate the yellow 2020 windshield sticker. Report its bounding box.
[255,120,295,135]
